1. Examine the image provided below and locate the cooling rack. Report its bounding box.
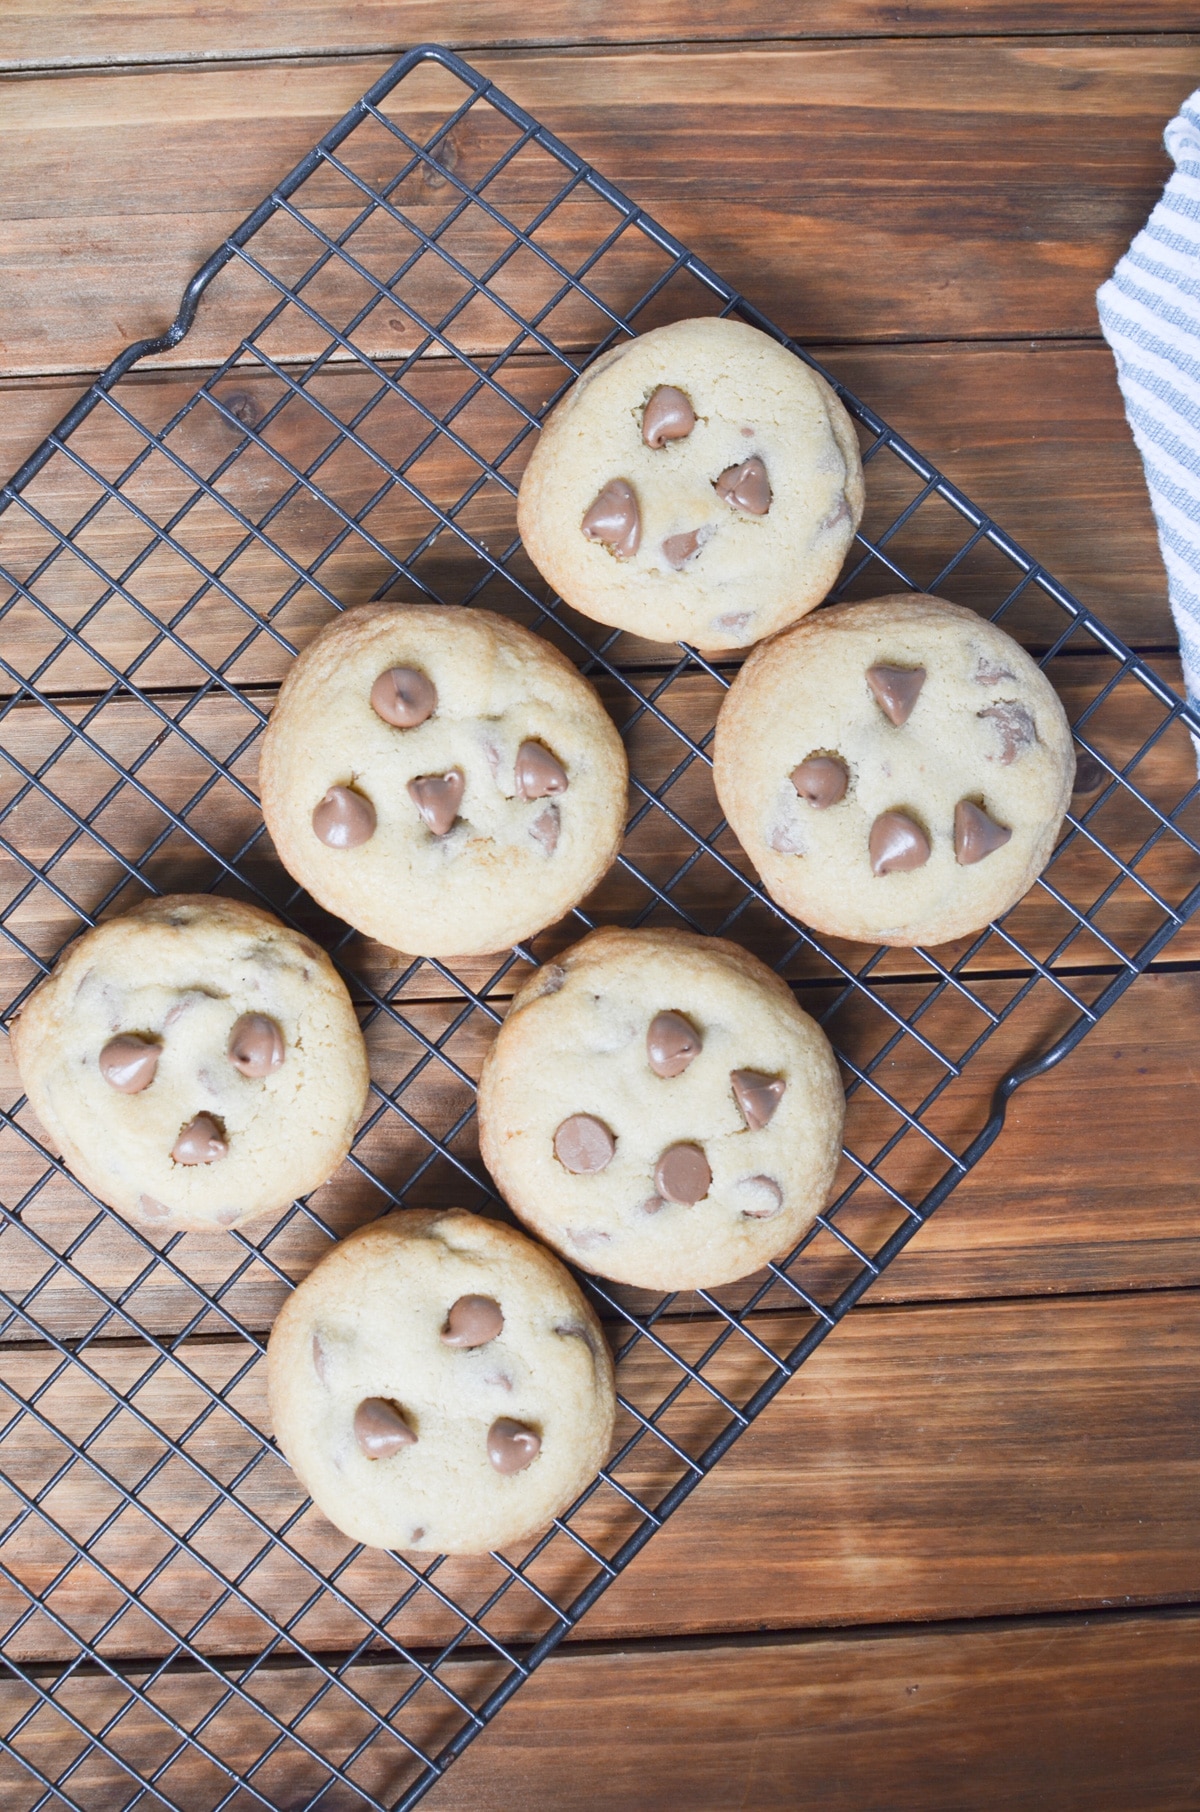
[1,40,1199,1812]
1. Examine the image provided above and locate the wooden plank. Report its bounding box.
[0,1291,1196,1664]
[3,952,1199,1342]
[0,341,1171,651]
[2,1609,1198,1810]
[2,651,1195,1009]
[5,2,1199,73]
[1,41,1194,382]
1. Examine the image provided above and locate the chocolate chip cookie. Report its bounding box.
[9,895,368,1233]
[516,316,865,650]
[267,1209,616,1555]
[713,594,1076,947]
[260,605,628,958]
[477,927,845,1292]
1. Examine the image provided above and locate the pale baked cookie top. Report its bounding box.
[260,605,628,959]
[516,316,865,651]
[267,1209,616,1556]
[9,895,368,1233]
[477,927,845,1293]
[713,595,1076,948]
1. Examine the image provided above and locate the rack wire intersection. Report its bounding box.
[1,41,1199,1812]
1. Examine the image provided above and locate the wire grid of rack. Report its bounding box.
[1,40,1200,1812]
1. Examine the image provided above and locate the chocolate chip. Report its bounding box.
[554,1114,615,1174]
[487,1417,541,1474]
[170,1114,227,1166]
[730,1069,786,1130]
[739,1174,784,1219]
[866,665,926,727]
[227,1013,284,1079]
[530,803,560,854]
[98,1034,159,1094]
[582,479,640,558]
[354,1398,416,1459]
[978,699,1038,764]
[312,1332,329,1384]
[714,456,772,515]
[313,785,376,848]
[642,386,696,448]
[662,527,708,569]
[515,741,568,800]
[137,1194,171,1223]
[869,811,931,875]
[954,799,1012,865]
[370,665,437,728]
[654,1142,711,1205]
[647,1010,702,1078]
[442,1294,504,1348]
[408,769,464,836]
[790,755,848,809]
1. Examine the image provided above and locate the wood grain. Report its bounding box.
[2,652,1194,1011]
[2,41,1195,383]
[3,931,1199,1343]
[5,1,1199,71]
[0,340,1171,649]
[0,1291,1196,1665]
[2,1610,1198,1811]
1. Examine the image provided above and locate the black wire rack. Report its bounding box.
[1,40,1199,1812]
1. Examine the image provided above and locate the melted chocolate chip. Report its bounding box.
[172,1114,227,1166]
[442,1294,504,1348]
[869,811,931,876]
[979,699,1038,764]
[488,1417,541,1474]
[647,1010,702,1078]
[554,1114,615,1174]
[370,665,437,728]
[1072,748,1107,795]
[582,479,640,557]
[137,1194,171,1223]
[213,1206,240,1227]
[642,386,696,448]
[730,1069,786,1131]
[408,769,464,836]
[954,799,1012,865]
[654,1142,711,1205]
[714,456,772,515]
[312,1332,329,1384]
[530,803,560,854]
[313,785,376,848]
[98,1034,159,1094]
[354,1398,416,1459]
[866,665,926,727]
[662,527,708,570]
[227,1013,284,1079]
[791,755,848,809]
[515,741,568,800]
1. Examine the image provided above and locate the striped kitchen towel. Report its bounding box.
[1097,87,1200,721]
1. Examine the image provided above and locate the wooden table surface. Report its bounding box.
[3,6,1200,1809]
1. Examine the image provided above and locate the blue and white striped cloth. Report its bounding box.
[1097,88,1200,721]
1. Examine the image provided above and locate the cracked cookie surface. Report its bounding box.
[516,317,865,651]
[260,605,628,958]
[10,895,368,1233]
[477,927,845,1292]
[267,1209,616,1555]
[713,594,1075,947]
